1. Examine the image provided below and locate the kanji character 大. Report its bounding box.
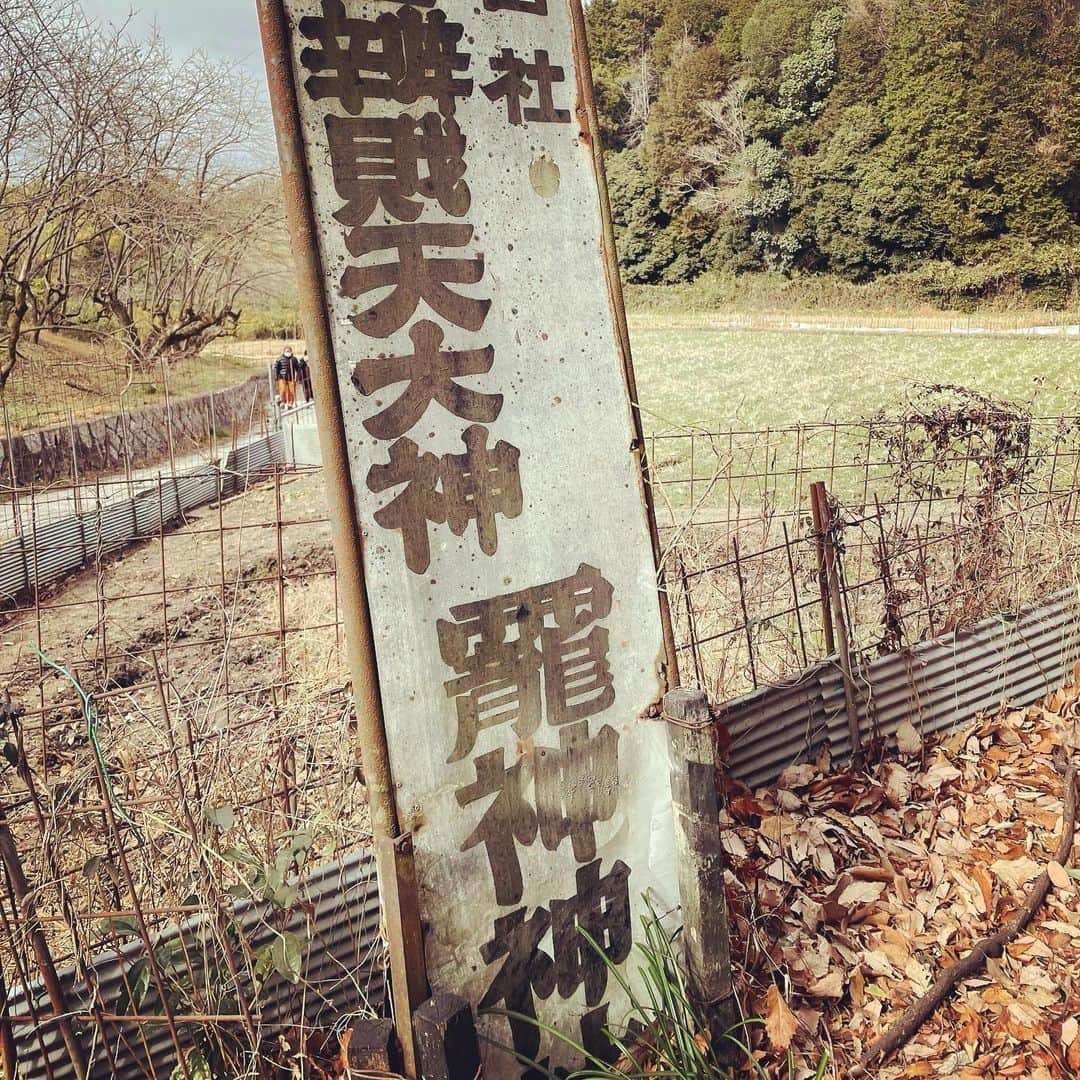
[325,113,470,226]
[340,223,489,339]
[300,0,472,116]
[482,48,571,126]
[351,319,501,440]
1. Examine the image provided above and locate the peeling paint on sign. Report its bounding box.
[277,0,674,1070]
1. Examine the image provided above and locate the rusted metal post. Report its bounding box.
[568,0,680,688]
[662,688,737,1044]
[377,833,430,1076]
[0,963,18,1080]
[0,802,88,1080]
[810,481,836,655]
[256,5,421,1069]
[811,482,862,758]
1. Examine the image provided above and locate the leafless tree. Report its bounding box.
[0,2,279,387]
[621,49,657,148]
[83,56,279,367]
[679,79,754,214]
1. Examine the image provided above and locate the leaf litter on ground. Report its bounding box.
[719,664,1080,1079]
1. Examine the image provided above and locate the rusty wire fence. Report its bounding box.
[0,455,381,1080]
[2,374,1080,1076]
[651,397,1080,702]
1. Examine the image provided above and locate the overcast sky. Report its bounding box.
[79,1,268,82]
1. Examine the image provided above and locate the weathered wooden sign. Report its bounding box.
[262,0,674,1070]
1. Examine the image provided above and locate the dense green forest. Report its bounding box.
[585,0,1080,305]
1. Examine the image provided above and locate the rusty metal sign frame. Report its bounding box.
[255,0,678,1070]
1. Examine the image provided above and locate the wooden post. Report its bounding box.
[810,482,836,656]
[376,832,430,1077]
[663,688,738,1044]
[346,1018,402,1073]
[413,993,482,1080]
[811,482,863,759]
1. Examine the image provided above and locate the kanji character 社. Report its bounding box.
[534,719,619,863]
[456,747,537,905]
[437,564,615,762]
[366,425,521,574]
[340,223,489,338]
[550,859,632,1004]
[351,319,501,440]
[479,907,555,1063]
[325,113,470,225]
[300,0,472,116]
[482,48,571,126]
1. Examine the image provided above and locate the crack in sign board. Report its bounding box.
[276,0,674,1071]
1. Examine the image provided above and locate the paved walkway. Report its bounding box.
[0,421,276,542]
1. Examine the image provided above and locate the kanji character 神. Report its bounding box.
[454,719,620,902]
[351,320,501,441]
[479,907,555,1064]
[340,223,489,339]
[478,862,632,1062]
[482,48,571,126]
[437,564,615,762]
[456,747,537,905]
[367,425,521,574]
[300,0,472,116]
[326,113,470,226]
[550,859,632,1004]
[534,720,619,863]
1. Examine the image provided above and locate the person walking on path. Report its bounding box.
[274,346,298,407]
[297,349,314,403]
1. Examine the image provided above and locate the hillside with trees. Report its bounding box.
[587,0,1080,306]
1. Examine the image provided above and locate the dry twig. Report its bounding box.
[851,751,1078,1076]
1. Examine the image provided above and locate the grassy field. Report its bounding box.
[1,334,276,433]
[628,311,1079,433]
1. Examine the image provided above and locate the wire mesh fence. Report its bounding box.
[2,371,1079,1074]
[656,397,1080,702]
[0,451,378,1076]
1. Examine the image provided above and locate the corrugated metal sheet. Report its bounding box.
[9,848,385,1080]
[720,587,1080,790]
[0,434,287,608]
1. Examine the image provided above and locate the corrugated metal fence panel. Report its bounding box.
[1,434,287,608]
[0,534,28,600]
[132,482,165,538]
[725,588,1080,790]
[719,670,832,792]
[27,516,86,586]
[176,467,221,515]
[10,849,385,1080]
[225,432,285,494]
[96,500,138,558]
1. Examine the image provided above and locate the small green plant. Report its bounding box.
[495,898,828,1079]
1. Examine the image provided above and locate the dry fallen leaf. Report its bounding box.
[1047,860,1071,890]
[896,717,923,756]
[990,856,1042,889]
[807,970,844,998]
[1062,1015,1079,1049]
[764,984,798,1052]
